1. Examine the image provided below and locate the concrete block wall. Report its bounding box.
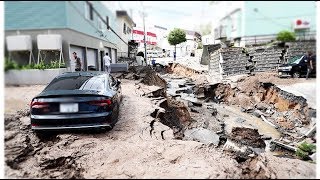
[201,44,221,65]
[5,68,68,85]
[220,48,250,76]
[208,41,316,78]
[247,46,284,72]
[286,40,316,60]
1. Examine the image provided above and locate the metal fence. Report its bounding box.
[242,31,316,45]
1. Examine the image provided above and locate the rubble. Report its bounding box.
[5,72,317,179]
[184,128,220,145]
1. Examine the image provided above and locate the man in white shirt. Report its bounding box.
[103,52,112,74]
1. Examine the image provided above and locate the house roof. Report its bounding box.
[182,29,202,37]
[116,10,136,26]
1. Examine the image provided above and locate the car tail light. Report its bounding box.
[31,100,49,109]
[89,99,112,106]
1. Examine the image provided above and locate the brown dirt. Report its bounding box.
[141,70,167,88]
[205,80,312,131]
[168,63,208,85]
[237,72,315,90]
[228,127,266,149]
[4,78,316,179]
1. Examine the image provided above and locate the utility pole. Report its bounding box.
[140,1,147,65]
[143,13,147,65]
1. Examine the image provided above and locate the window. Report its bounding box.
[123,23,127,34]
[127,27,131,34]
[106,16,110,30]
[44,75,109,91]
[85,3,90,20]
[85,2,94,21]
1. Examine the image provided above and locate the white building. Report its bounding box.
[116,10,136,57]
[172,29,202,57]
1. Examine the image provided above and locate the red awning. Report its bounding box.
[133,30,144,35]
[147,32,156,37]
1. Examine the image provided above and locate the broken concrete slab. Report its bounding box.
[310,153,316,162]
[110,63,129,72]
[305,125,316,138]
[271,140,297,152]
[184,128,220,145]
[261,115,277,128]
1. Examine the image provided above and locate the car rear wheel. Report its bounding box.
[292,72,300,78]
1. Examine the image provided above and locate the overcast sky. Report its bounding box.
[103,1,220,32]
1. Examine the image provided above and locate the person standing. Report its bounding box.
[306,51,315,80]
[73,52,82,71]
[103,52,112,74]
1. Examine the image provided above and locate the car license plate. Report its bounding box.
[279,72,282,75]
[60,103,78,113]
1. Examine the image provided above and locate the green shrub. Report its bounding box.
[295,141,316,160]
[298,141,316,153]
[5,58,20,71]
[5,58,65,71]
[276,30,296,42]
[296,149,309,160]
[33,60,46,70]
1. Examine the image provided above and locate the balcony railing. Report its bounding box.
[214,26,227,40]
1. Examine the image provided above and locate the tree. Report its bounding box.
[167,28,187,60]
[276,30,296,42]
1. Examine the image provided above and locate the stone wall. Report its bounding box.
[220,48,249,76]
[201,44,221,65]
[208,40,316,78]
[247,46,284,72]
[208,49,221,78]
[286,40,316,60]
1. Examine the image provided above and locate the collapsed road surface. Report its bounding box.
[4,68,316,179]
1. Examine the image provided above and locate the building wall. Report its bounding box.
[65,1,120,46]
[116,16,134,57]
[244,1,316,36]
[5,1,123,71]
[5,29,118,71]
[5,1,68,30]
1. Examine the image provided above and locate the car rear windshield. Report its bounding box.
[44,75,107,91]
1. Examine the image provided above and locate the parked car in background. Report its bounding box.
[30,72,122,135]
[278,54,316,78]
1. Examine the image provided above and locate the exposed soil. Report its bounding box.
[228,127,266,149]
[201,81,314,133]
[4,67,316,179]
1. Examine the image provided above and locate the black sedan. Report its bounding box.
[30,71,122,133]
[278,55,316,78]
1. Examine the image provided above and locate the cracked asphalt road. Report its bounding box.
[4,79,316,179]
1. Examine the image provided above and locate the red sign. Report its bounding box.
[133,29,157,45]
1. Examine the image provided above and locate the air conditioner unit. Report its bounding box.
[6,35,32,51]
[37,34,62,50]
